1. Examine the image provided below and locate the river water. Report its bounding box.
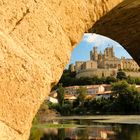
[29,115,140,140]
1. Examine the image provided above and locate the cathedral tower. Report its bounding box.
[104,47,115,59]
[90,47,98,61]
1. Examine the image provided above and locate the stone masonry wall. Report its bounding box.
[0,0,123,139]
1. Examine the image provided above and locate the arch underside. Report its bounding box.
[90,0,140,65]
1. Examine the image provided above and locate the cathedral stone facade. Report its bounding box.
[69,47,140,78]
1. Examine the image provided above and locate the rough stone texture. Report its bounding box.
[91,0,140,65]
[0,0,123,139]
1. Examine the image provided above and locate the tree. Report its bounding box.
[111,81,130,97]
[30,127,43,140]
[111,81,140,113]
[116,70,127,80]
[76,87,87,107]
[127,76,135,84]
[106,76,117,84]
[57,84,65,107]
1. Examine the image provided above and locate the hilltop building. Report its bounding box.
[69,47,140,78]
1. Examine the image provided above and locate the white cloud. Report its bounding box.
[83,33,123,48]
[83,33,107,47]
[83,33,97,43]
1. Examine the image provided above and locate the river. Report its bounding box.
[29,115,140,140]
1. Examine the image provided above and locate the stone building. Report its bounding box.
[90,47,122,70]
[121,57,140,71]
[69,46,140,78]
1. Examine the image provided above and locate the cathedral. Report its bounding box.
[69,47,140,78]
[90,47,121,69]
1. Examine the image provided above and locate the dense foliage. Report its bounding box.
[57,84,65,107]
[116,70,127,80]
[49,81,140,115]
[53,70,140,88]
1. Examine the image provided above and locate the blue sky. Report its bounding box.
[67,33,132,67]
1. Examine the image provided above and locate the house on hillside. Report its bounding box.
[64,84,111,95]
[48,84,112,103]
[64,94,77,102]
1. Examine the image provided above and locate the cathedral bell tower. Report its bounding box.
[90,47,98,61]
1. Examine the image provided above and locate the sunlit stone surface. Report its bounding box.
[0,0,134,139]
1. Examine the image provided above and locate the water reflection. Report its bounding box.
[29,119,140,140]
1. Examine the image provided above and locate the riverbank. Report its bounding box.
[56,115,140,125]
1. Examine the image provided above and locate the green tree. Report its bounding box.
[127,76,136,84]
[58,69,76,87]
[111,81,140,113]
[29,127,43,140]
[116,70,127,80]
[111,81,130,97]
[76,87,87,107]
[106,76,117,84]
[57,84,65,107]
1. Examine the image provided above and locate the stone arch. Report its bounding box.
[90,0,140,65]
[0,0,139,139]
